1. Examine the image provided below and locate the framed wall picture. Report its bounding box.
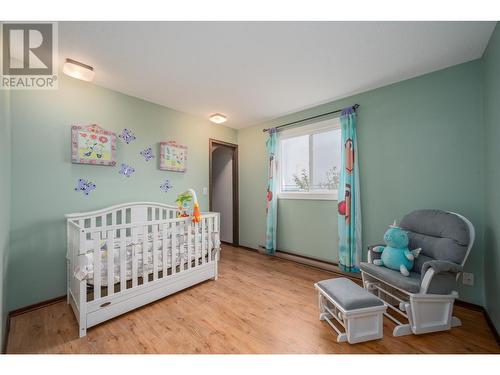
[71,124,117,166]
[160,141,187,172]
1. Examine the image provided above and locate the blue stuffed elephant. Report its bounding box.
[373,221,421,277]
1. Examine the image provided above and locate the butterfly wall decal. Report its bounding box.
[74,178,96,196]
[119,163,135,177]
[140,147,154,162]
[118,128,136,144]
[160,179,173,193]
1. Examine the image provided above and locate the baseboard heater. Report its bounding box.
[257,245,361,280]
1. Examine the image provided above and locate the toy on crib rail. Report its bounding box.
[175,189,201,223]
[372,221,421,277]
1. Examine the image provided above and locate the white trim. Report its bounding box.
[65,201,178,219]
[278,117,341,199]
[448,211,475,279]
[278,191,338,201]
[279,117,340,139]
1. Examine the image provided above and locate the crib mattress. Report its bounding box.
[75,231,220,286]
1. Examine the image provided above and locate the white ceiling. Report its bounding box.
[59,22,496,129]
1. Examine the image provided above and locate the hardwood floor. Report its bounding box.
[6,245,500,354]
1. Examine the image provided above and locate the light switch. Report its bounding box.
[202,187,208,196]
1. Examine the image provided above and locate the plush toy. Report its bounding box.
[372,221,421,277]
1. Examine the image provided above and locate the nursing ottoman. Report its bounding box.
[314,277,386,344]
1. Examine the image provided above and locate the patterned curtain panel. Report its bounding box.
[265,128,279,254]
[338,107,362,272]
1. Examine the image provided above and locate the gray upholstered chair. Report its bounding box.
[360,209,475,336]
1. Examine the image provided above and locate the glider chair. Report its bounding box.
[360,209,475,337]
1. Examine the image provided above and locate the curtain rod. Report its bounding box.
[262,104,360,133]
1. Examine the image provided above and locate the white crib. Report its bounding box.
[66,202,220,337]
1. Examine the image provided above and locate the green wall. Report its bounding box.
[0,87,11,350]
[4,33,498,316]
[239,60,485,305]
[7,75,237,311]
[483,24,500,331]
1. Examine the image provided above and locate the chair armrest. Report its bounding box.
[421,260,463,276]
[367,244,384,263]
[420,260,463,294]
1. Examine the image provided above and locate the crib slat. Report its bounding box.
[93,233,101,300]
[152,224,158,281]
[187,220,192,269]
[201,218,206,264]
[162,223,168,277]
[194,221,199,266]
[132,230,138,288]
[143,225,149,284]
[107,230,114,297]
[171,222,177,275]
[208,217,213,262]
[120,228,126,292]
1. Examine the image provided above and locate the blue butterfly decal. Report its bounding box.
[160,179,173,193]
[119,163,135,177]
[74,178,96,196]
[140,147,154,162]
[119,129,136,144]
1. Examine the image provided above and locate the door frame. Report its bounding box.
[209,139,239,246]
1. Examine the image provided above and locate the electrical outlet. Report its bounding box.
[462,272,474,286]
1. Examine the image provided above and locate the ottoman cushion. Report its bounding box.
[316,277,384,310]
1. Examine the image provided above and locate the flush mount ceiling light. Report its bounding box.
[63,58,95,82]
[209,113,227,124]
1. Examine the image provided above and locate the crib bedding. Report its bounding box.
[75,231,220,286]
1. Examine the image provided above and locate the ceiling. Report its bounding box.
[59,22,496,129]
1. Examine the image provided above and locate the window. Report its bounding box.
[278,118,341,200]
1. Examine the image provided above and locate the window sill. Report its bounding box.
[278,192,338,201]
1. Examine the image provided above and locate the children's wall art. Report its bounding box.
[160,141,187,172]
[74,178,96,196]
[119,163,135,177]
[140,147,154,162]
[71,124,117,166]
[119,128,136,144]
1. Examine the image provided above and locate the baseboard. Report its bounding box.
[1,316,10,355]
[274,250,362,281]
[236,243,361,281]
[2,295,66,354]
[221,240,240,247]
[455,299,484,312]
[235,244,259,253]
[9,295,66,318]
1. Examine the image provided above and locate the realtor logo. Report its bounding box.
[1,22,58,89]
